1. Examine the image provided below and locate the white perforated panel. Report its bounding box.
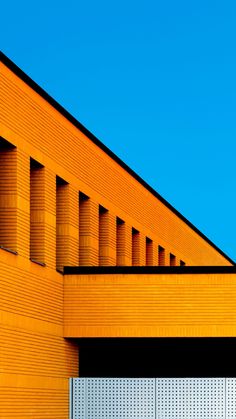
[226,378,236,418]
[87,378,155,419]
[71,378,86,419]
[156,378,225,419]
[71,378,155,419]
[70,378,236,419]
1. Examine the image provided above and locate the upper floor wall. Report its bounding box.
[0,53,233,267]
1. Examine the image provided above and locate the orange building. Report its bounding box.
[0,51,235,418]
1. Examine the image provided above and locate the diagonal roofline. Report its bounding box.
[1,51,235,266]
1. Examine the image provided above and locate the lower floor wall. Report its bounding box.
[0,255,79,419]
[2,334,236,417]
[0,322,79,418]
[1,384,69,419]
[1,254,236,418]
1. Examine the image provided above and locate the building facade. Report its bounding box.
[0,52,235,418]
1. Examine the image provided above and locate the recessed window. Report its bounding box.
[99,205,108,266]
[0,138,17,253]
[158,245,165,266]
[30,158,45,264]
[116,217,125,266]
[79,191,90,266]
[146,237,153,266]
[56,175,68,271]
[132,228,139,266]
[170,253,176,266]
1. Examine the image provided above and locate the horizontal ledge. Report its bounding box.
[0,245,18,255]
[64,265,236,275]
[30,258,46,267]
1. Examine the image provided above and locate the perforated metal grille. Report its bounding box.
[72,378,86,419]
[70,378,236,419]
[156,378,225,419]
[226,378,236,418]
[72,378,155,419]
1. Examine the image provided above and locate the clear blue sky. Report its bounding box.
[1,0,236,262]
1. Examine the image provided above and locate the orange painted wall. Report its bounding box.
[64,271,236,338]
[0,55,234,418]
[0,251,78,418]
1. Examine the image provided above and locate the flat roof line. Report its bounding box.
[64,266,236,275]
[1,51,234,265]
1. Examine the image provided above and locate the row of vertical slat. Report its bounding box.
[0,139,185,269]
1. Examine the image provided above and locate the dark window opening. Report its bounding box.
[158,245,165,266]
[170,253,176,266]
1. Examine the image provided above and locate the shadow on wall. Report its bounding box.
[76,338,236,377]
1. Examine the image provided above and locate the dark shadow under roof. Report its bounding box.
[78,337,236,377]
[1,51,234,266]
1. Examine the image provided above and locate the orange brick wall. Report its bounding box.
[0,252,78,418]
[64,271,236,338]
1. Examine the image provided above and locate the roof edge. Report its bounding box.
[1,51,235,266]
[64,266,236,275]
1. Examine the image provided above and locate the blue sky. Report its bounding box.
[1,0,236,261]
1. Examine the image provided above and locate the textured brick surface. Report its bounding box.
[64,272,236,337]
